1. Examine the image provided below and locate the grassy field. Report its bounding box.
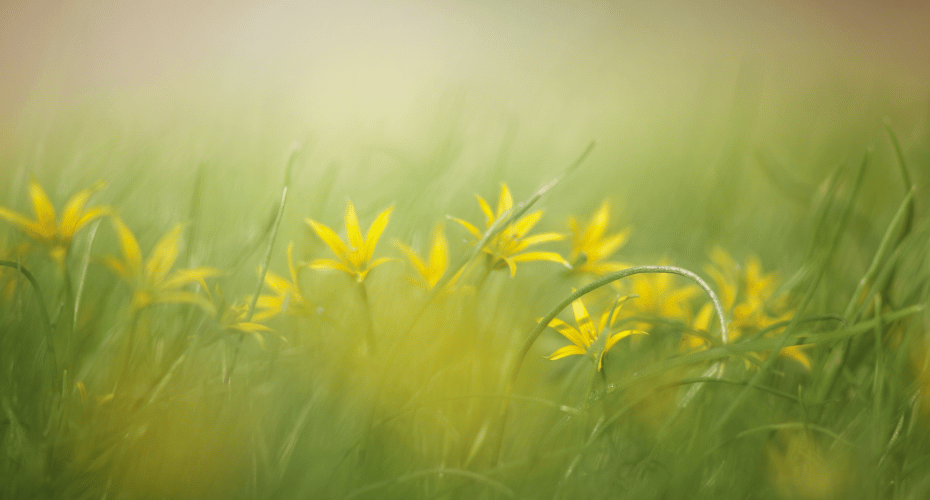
[2,3,930,495]
[0,85,928,500]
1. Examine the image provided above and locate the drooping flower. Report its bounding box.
[686,247,811,370]
[450,183,568,277]
[393,224,451,291]
[546,295,646,371]
[254,242,313,320]
[103,218,219,311]
[567,200,631,275]
[306,201,394,282]
[0,180,109,263]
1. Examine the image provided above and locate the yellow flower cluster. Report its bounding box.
[684,247,810,370]
[1,180,805,370]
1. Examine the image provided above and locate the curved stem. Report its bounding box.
[494,265,726,463]
[1,260,55,363]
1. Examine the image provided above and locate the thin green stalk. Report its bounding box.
[183,161,207,265]
[357,281,377,354]
[842,188,914,322]
[884,122,915,234]
[0,260,55,370]
[872,294,886,458]
[803,164,845,262]
[72,219,101,332]
[707,422,856,456]
[225,145,299,385]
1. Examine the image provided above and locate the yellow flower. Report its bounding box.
[393,224,451,290]
[210,294,273,348]
[690,247,811,370]
[450,183,568,277]
[568,200,631,275]
[103,218,219,311]
[0,180,109,263]
[254,242,313,319]
[621,260,700,325]
[306,201,393,282]
[546,295,646,371]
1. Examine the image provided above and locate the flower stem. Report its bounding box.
[357,281,377,355]
[492,265,727,464]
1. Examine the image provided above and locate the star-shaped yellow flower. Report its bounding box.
[201,285,273,348]
[393,224,451,291]
[450,183,568,277]
[687,247,811,370]
[0,180,109,263]
[254,242,313,319]
[103,218,219,311]
[546,295,646,371]
[306,201,394,282]
[568,200,631,275]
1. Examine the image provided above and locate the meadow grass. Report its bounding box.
[1,92,929,500]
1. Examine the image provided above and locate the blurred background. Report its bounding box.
[3,0,927,273]
[3,0,928,142]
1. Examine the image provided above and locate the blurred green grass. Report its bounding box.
[1,69,929,500]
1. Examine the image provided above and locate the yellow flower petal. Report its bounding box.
[449,217,482,239]
[548,344,588,361]
[497,183,513,217]
[363,205,393,262]
[547,317,589,349]
[510,210,543,237]
[307,258,354,275]
[286,241,300,284]
[570,299,595,341]
[512,232,564,252]
[0,208,47,240]
[101,256,132,283]
[426,226,448,288]
[590,231,630,261]
[779,345,813,371]
[145,224,183,287]
[367,256,394,270]
[503,256,517,277]
[111,217,142,279]
[345,200,365,257]
[604,329,647,352]
[394,240,429,281]
[476,194,496,227]
[263,270,292,295]
[28,181,56,233]
[307,219,349,260]
[160,267,220,292]
[59,186,97,238]
[510,251,569,267]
